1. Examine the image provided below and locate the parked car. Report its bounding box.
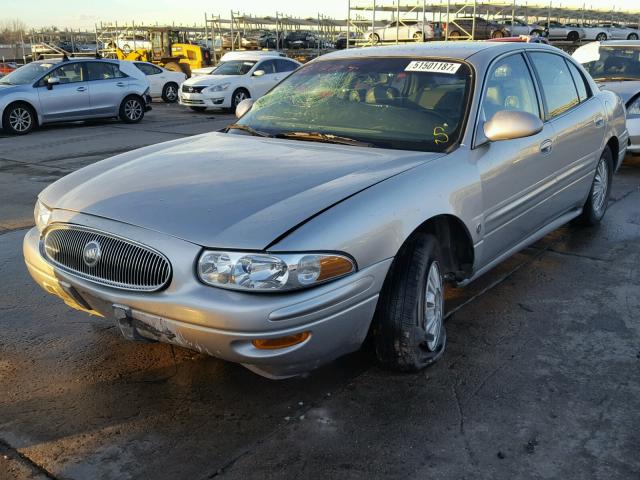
[283,31,318,49]
[190,51,288,77]
[0,58,151,135]
[565,23,610,41]
[595,23,639,40]
[366,19,435,43]
[178,52,300,111]
[24,42,627,378]
[446,17,510,39]
[543,21,586,42]
[129,61,186,102]
[497,18,544,37]
[573,40,640,154]
[335,32,359,49]
[0,62,17,76]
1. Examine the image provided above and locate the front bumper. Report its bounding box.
[23,215,390,378]
[626,116,640,154]
[178,90,231,109]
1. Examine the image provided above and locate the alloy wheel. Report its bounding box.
[8,107,32,132]
[591,157,609,217]
[234,91,247,105]
[165,85,177,101]
[124,100,143,121]
[423,261,444,352]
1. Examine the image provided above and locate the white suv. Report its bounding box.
[178,53,301,112]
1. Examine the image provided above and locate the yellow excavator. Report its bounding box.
[113,27,212,77]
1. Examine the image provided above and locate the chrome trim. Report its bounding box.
[42,224,172,292]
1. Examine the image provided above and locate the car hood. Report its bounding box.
[0,83,20,93]
[184,74,241,86]
[596,80,640,104]
[41,132,440,249]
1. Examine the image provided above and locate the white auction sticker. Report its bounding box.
[405,61,462,74]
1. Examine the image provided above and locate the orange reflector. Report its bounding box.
[318,256,354,282]
[252,331,310,350]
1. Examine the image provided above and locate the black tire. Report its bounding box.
[161,82,179,103]
[578,147,613,226]
[231,88,250,110]
[491,30,505,39]
[369,33,380,44]
[567,31,580,42]
[2,102,36,135]
[596,32,607,41]
[118,95,145,124]
[372,233,447,372]
[190,106,207,112]
[449,30,461,39]
[628,33,639,40]
[413,31,424,42]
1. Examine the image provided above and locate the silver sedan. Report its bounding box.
[24,42,628,378]
[0,58,151,135]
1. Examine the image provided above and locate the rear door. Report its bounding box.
[36,62,91,121]
[472,52,557,265]
[86,61,128,116]
[527,51,605,211]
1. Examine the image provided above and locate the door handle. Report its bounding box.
[594,116,605,127]
[540,139,553,154]
[116,82,125,87]
[76,86,87,92]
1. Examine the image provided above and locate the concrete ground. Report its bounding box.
[0,102,639,480]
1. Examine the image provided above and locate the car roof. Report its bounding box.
[319,41,556,62]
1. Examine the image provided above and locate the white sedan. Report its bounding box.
[178,54,301,112]
[131,62,186,103]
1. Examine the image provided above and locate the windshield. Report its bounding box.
[235,57,472,152]
[211,60,256,75]
[0,62,55,85]
[578,46,640,80]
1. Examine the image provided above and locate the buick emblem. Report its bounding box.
[82,240,102,267]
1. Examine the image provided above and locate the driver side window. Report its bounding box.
[481,53,539,123]
[41,62,85,86]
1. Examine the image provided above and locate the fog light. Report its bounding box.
[252,331,310,350]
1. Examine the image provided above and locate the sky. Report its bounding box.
[3,0,640,30]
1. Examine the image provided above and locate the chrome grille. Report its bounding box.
[43,226,171,292]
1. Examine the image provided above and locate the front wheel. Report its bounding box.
[596,32,607,41]
[231,88,250,110]
[578,147,613,225]
[372,233,446,372]
[369,33,380,44]
[628,33,639,40]
[119,96,145,123]
[413,31,424,42]
[491,30,505,39]
[161,82,178,103]
[3,102,36,135]
[567,31,580,42]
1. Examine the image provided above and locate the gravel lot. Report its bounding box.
[1,102,639,480]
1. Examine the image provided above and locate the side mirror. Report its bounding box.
[235,98,254,118]
[483,110,543,142]
[46,77,60,89]
[252,69,265,77]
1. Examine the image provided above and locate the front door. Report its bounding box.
[36,62,90,121]
[472,52,557,266]
[250,59,280,98]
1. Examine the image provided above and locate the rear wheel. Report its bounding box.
[372,233,446,372]
[119,96,144,123]
[596,32,607,41]
[3,102,36,135]
[567,31,580,42]
[491,30,505,39]
[531,29,543,36]
[369,33,380,44]
[628,33,639,40]
[161,82,178,103]
[578,147,613,225]
[449,30,461,39]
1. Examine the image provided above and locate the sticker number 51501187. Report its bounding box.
[405,61,462,74]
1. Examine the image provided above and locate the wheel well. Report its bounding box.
[606,136,619,168]
[3,100,38,127]
[412,214,474,281]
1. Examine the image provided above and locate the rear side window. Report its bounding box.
[135,62,161,75]
[257,59,277,74]
[275,59,298,73]
[528,52,579,119]
[87,62,125,81]
[566,60,589,102]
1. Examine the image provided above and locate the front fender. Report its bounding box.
[270,151,482,271]
[0,92,42,129]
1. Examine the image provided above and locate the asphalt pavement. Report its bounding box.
[0,103,638,479]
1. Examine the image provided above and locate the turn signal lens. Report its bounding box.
[318,256,355,281]
[252,331,310,350]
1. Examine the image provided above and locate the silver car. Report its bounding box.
[0,58,151,135]
[573,40,640,154]
[24,42,628,379]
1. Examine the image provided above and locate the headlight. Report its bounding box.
[197,251,355,292]
[208,82,230,92]
[34,199,51,233]
[627,96,640,117]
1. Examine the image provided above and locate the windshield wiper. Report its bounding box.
[226,123,272,137]
[275,131,374,147]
